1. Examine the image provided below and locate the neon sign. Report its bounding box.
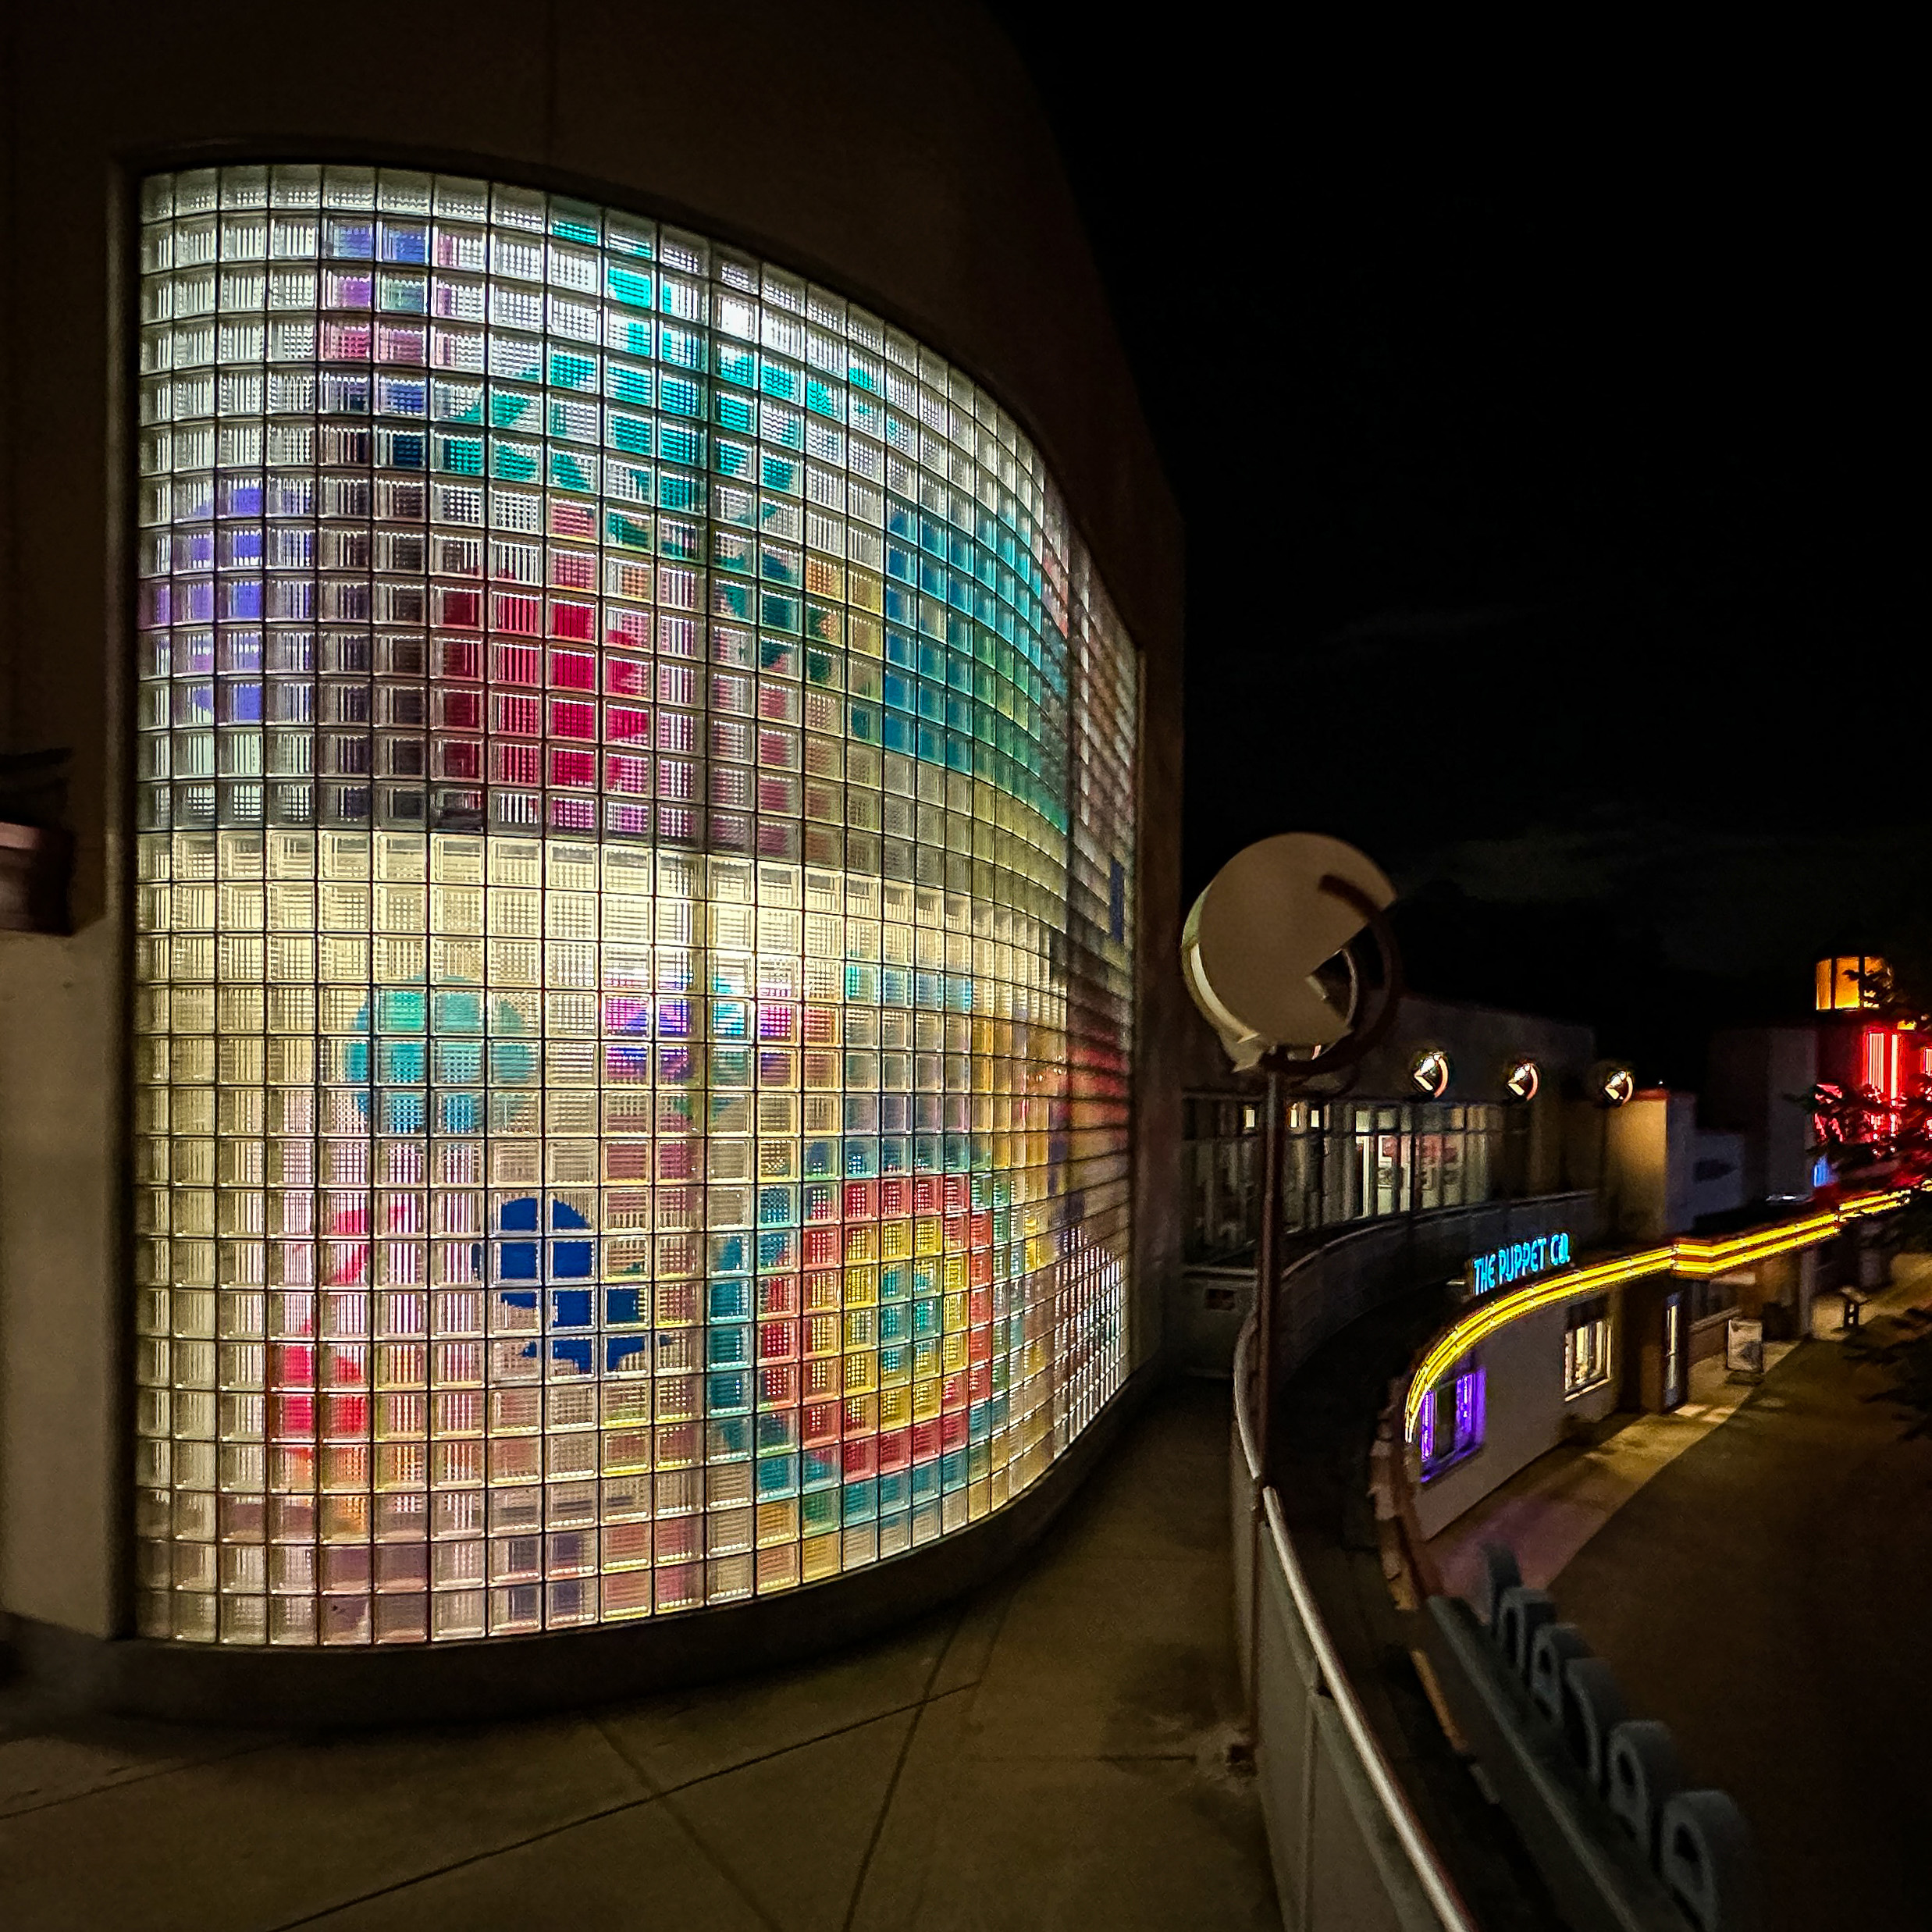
[1471,1231,1571,1295]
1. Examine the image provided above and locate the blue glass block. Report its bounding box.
[707,1370,750,1414]
[607,1333,650,1372]
[433,990,481,1032]
[661,425,706,468]
[550,1289,593,1329]
[607,265,653,309]
[844,1139,878,1179]
[706,1325,751,1370]
[550,1240,594,1279]
[609,363,652,407]
[756,1453,799,1497]
[909,1461,940,1501]
[549,1336,594,1374]
[757,1186,796,1229]
[802,1450,840,1492]
[490,439,538,482]
[377,1040,425,1082]
[499,1288,539,1313]
[941,1448,970,1489]
[605,1288,646,1325]
[707,1278,751,1322]
[801,1489,840,1535]
[841,1479,877,1525]
[967,1401,991,1442]
[438,1094,482,1135]
[756,1407,799,1450]
[497,1241,539,1281]
[877,1471,910,1513]
[708,1233,747,1276]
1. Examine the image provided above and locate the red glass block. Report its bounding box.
[548,599,595,641]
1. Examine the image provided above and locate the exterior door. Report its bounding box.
[1663,1290,1686,1410]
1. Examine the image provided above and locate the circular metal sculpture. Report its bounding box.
[1182,833,1398,1073]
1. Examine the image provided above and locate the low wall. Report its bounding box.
[1231,1190,1599,1925]
[1270,1192,1598,1388]
[1232,1325,1476,1932]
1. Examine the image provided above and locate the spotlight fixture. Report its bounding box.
[1591,1061,1635,1107]
[1411,1048,1451,1099]
[1504,1058,1539,1102]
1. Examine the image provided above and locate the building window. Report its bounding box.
[130,163,1140,1646]
[1418,1359,1485,1478]
[1564,1295,1612,1397]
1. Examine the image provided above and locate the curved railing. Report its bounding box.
[1232,1318,1478,1932]
[1232,1191,1598,1928]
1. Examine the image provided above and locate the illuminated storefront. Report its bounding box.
[130,165,1139,1647]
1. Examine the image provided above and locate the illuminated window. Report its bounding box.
[130,164,1138,1646]
[1563,1296,1611,1397]
[1816,954,1888,1013]
[1418,1358,1484,1478]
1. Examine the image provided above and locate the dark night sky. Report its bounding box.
[986,14,1922,1083]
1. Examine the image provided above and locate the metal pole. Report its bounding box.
[1244,1063,1288,1755]
[1255,1062,1286,1482]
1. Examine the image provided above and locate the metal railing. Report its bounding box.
[1233,1319,1478,1932]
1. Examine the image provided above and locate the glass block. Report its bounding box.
[133,161,1137,1646]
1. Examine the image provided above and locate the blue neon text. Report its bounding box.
[1471,1230,1571,1295]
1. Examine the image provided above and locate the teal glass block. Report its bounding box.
[606,265,653,310]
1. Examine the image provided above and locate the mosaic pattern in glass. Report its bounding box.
[131,163,1139,1645]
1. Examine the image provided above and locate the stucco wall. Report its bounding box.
[1414,1295,1619,1539]
[0,1,1184,1638]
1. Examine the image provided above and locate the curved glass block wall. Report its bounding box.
[130,164,1139,1646]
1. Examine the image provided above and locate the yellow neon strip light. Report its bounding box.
[1402,1189,1907,1442]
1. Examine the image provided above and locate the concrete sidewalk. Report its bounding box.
[1549,1254,1932,1932]
[0,1379,1274,1932]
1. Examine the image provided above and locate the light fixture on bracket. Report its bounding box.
[1504,1058,1540,1102]
[1411,1048,1451,1099]
[1591,1061,1635,1107]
